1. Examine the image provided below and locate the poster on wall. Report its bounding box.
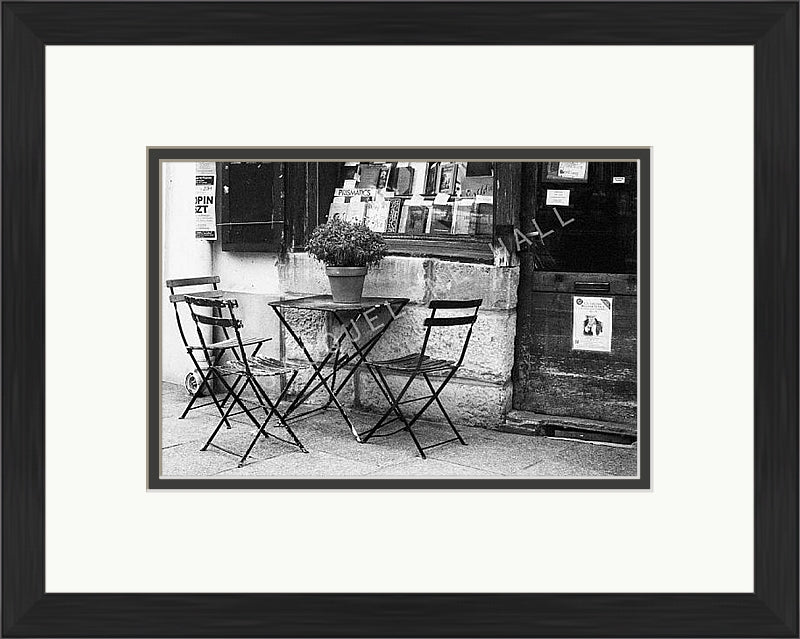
[572,296,613,352]
[557,161,588,180]
[544,161,589,182]
[194,162,217,240]
[546,189,570,206]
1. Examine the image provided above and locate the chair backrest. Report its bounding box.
[165,276,222,349]
[420,299,482,367]
[183,295,250,372]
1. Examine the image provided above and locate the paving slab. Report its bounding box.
[161,441,241,477]
[216,450,375,478]
[516,440,638,477]
[161,415,214,448]
[367,458,500,477]
[426,432,550,475]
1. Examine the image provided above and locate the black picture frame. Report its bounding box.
[3,2,797,637]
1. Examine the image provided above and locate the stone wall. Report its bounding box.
[277,253,519,427]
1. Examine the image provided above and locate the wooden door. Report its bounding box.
[512,162,638,424]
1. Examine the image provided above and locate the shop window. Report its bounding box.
[318,161,497,262]
[218,162,284,252]
[214,160,504,263]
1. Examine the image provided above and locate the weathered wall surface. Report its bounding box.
[161,163,213,385]
[278,253,519,427]
[162,163,283,386]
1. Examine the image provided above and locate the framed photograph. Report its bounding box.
[3,2,796,638]
[543,161,590,182]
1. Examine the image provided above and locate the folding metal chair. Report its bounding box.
[166,276,270,419]
[361,299,482,458]
[183,294,310,466]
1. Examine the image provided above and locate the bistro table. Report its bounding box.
[269,295,409,442]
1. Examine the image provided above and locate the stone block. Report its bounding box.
[365,305,515,383]
[363,256,428,303]
[357,373,512,428]
[279,307,330,361]
[428,260,518,310]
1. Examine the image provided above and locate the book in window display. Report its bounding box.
[343,198,367,224]
[438,163,456,194]
[341,162,359,183]
[328,200,348,222]
[452,199,475,235]
[410,162,428,195]
[385,197,403,233]
[365,199,389,232]
[430,203,454,234]
[402,204,429,235]
[395,166,415,196]
[359,163,382,189]
[437,161,467,195]
[424,162,440,195]
[376,163,393,190]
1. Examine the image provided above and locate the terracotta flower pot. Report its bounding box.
[326,266,367,304]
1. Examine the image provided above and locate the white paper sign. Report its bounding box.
[194,162,217,240]
[613,176,626,184]
[409,194,425,206]
[334,187,376,198]
[546,189,570,206]
[433,192,450,205]
[572,296,613,352]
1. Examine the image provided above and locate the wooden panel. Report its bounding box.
[514,257,638,422]
[494,162,521,264]
[285,162,308,251]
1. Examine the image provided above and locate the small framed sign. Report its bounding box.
[544,161,589,182]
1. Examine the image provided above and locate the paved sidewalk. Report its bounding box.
[160,382,638,479]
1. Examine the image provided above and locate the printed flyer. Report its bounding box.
[572,296,613,352]
[194,162,217,240]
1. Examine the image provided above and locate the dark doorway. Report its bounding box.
[512,162,638,424]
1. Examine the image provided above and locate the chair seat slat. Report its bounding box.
[166,275,220,288]
[207,335,271,349]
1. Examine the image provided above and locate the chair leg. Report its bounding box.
[180,349,231,419]
[361,367,416,442]
[421,372,466,445]
[239,374,306,467]
[201,372,245,450]
[404,421,427,459]
[202,372,267,451]
[400,370,464,457]
[179,366,215,419]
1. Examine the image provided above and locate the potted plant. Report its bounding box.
[306,218,387,303]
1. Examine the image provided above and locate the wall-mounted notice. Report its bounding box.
[557,162,588,180]
[612,176,626,184]
[194,162,217,240]
[572,296,613,352]
[546,189,570,206]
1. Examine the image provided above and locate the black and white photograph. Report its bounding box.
[6,0,797,635]
[156,151,648,485]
